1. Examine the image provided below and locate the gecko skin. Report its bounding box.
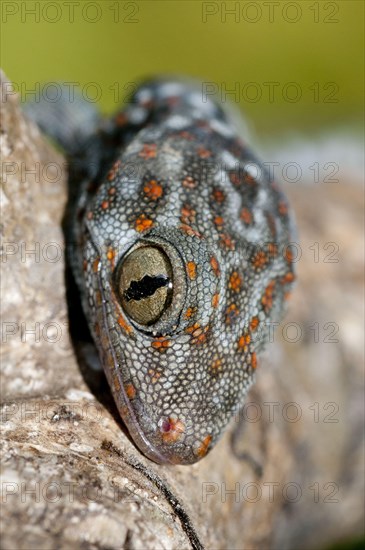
[26,79,296,465]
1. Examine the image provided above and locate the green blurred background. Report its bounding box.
[1,0,363,138]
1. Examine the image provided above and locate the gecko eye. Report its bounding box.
[117,245,173,326]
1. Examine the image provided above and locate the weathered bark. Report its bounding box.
[1,71,364,550]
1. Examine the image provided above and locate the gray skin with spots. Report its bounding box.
[25,78,296,465]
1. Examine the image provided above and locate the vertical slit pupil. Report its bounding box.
[123,274,170,302]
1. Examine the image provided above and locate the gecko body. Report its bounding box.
[26,79,296,464]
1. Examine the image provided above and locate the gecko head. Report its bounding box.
[88,224,253,465]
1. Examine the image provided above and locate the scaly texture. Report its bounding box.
[27,79,296,464]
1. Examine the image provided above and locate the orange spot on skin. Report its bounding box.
[179,130,195,140]
[281,272,295,284]
[182,176,196,189]
[185,322,200,334]
[197,146,211,158]
[229,172,241,186]
[180,224,203,238]
[147,369,161,384]
[139,144,157,159]
[116,112,128,126]
[160,417,185,443]
[112,375,121,392]
[117,315,133,335]
[240,207,253,225]
[135,214,153,232]
[284,291,292,301]
[180,204,196,225]
[185,323,209,345]
[212,293,220,308]
[210,256,221,277]
[267,242,278,259]
[229,271,242,292]
[284,247,294,263]
[143,179,163,200]
[238,332,251,352]
[220,233,235,250]
[107,247,115,268]
[265,212,277,237]
[187,261,197,280]
[225,303,239,325]
[213,215,224,230]
[251,352,257,370]
[252,250,268,270]
[108,187,116,196]
[86,211,93,220]
[261,280,276,311]
[152,338,171,353]
[212,188,225,203]
[101,200,109,210]
[196,435,212,458]
[250,316,260,331]
[196,326,209,344]
[125,383,136,400]
[107,160,121,181]
[211,358,222,372]
[278,200,288,215]
[83,259,87,271]
[184,306,197,320]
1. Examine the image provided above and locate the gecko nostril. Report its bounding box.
[158,416,186,443]
[159,418,172,433]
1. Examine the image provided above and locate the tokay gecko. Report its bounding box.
[25,78,296,465]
